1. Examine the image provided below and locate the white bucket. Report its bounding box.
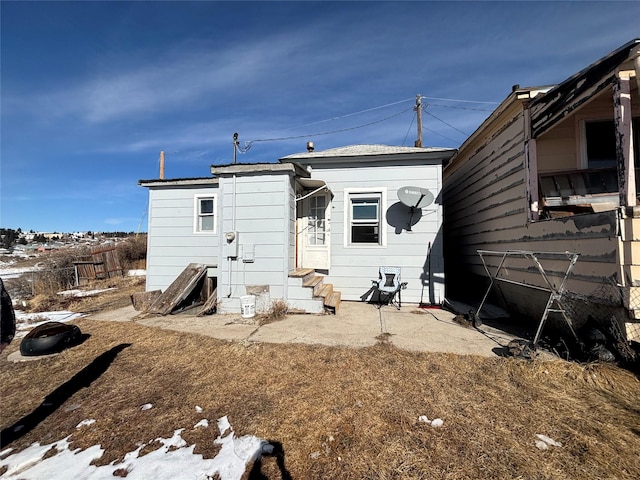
[240,295,256,318]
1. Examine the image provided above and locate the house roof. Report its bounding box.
[529,38,640,138]
[210,162,309,177]
[446,38,640,172]
[445,85,552,172]
[280,144,456,161]
[280,145,457,171]
[138,177,219,187]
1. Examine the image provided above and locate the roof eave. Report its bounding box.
[281,147,457,165]
[138,177,219,187]
[210,162,309,178]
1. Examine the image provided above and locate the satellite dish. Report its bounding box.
[397,186,434,209]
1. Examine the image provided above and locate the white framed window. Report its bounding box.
[194,194,217,233]
[344,188,386,246]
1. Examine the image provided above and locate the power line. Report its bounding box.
[277,97,415,132]
[421,95,500,105]
[424,108,470,137]
[422,125,461,145]
[427,102,494,112]
[231,93,496,154]
[402,113,416,146]
[280,95,493,134]
[238,106,414,152]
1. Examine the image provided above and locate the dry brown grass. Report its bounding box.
[21,276,146,314]
[2,306,639,479]
[258,299,290,326]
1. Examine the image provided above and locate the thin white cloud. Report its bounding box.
[24,32,312,124]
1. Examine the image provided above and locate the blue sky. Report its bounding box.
[1,1,639,233]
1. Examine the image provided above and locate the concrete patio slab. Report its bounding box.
[85,301,525,358]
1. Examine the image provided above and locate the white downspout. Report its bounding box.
[227,172,236,297]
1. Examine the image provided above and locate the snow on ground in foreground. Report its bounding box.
[13,311,85,339]
[0,415,269,480]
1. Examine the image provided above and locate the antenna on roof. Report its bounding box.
[414,94,423,148]
[233,133,239,164]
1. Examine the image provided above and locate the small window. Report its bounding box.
[585,121,616,169]
[585,119,639,169]
[349,193,381,244]
[194,195,216,233]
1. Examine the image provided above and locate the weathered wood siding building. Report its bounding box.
[443,39,640,339]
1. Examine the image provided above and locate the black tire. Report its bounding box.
[20,322,82,356]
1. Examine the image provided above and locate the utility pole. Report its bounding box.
[233,132,239,164]
[159,151,165,179]
[414,94,423,148]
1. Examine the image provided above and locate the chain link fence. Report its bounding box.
[8,266,77,298]
[560,280,638,365]
[624,285,640,344]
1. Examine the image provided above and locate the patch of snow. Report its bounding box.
[430,418,444,428]
[535,440,549,450]
[418,415,444,427]
[0,417,269,480]
[195,406,203,413]
[0,266,41,280]
[58,288,115,297]
[127,269,146,277]
[194,419,209,429]
[14,311,85,339]
[217,416,231,436]
[76,419,96,429]
[140,403,153,411]
[535,433,561,447]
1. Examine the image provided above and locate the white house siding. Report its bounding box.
[215,172,295,313]
[287,177,297,272]
[307,161,445,304]
[145,185,219,292]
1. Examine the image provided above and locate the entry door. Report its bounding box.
[301,192,331,270]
